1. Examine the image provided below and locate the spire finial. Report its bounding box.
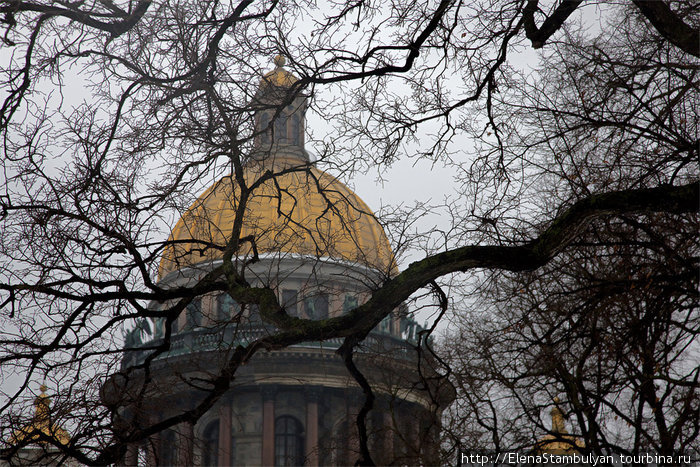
[259,54,298,90]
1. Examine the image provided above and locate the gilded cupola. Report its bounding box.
[10,385,70,447]
[159,56,396,279]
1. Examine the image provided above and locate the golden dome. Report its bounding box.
[260,54,298,89]
[159,156,396,279]
[11,385,70,447]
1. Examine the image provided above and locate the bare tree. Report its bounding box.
[442,2,698,459]
[0,0,697,465]
[444,213,698,456]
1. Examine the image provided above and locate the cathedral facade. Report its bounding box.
[109,57,453,466]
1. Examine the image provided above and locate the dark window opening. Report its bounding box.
[378,315,392,335]
[282,289,298,317]
[260,113,271,145]
[291,114,301,146]
[274,115,288,143]
[275,416,304,467]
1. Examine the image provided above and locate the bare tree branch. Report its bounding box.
[632,0,700,57]
[523,0,584,48]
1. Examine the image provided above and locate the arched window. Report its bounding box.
[274,114,288,142]
[159,429,177,466]
[275,416,304,467]
[282,289,298,317]
[259,113,271,144]
[291,114,301,146]
[202,419,219,467]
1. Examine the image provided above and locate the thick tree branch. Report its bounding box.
[339,339,376,466]
[523,0,583,48]
[632,0,700,57]
[345,182,699,333]
[257,182,698,346]
[1,1,151,37]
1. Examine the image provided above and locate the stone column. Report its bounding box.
[261,385,276,466]
[218,401,232,466]
[177,422,194,466]
[305,387,321,466]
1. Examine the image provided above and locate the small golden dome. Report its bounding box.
[11,385,70,447]
[534,399,584,455]
[260,54,298,89]
[159,156,396,279]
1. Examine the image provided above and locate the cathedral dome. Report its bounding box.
[159,155,396,279]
